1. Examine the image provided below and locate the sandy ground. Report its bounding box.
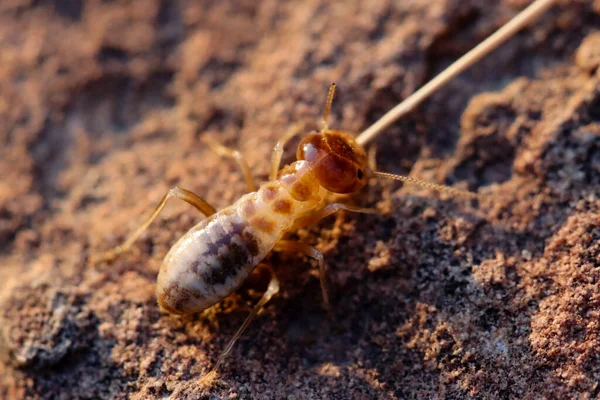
[0,0,599,398]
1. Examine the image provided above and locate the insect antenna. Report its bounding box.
[322,83,337,131]
[371,170,481,200]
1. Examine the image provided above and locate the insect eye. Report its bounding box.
[357,169,363,179]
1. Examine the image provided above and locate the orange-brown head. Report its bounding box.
[297,130,369,194]
[291,83,482,201]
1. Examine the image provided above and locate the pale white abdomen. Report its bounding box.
[156,161,322,316]
[156,209,267,315]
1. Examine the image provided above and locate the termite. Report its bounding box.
[92,0,556,382]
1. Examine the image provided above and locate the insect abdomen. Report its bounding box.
[156,162,321,316]
[156,209,265,316]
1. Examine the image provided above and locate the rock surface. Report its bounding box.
[0,0,599,399]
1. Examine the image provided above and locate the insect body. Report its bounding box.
[156,136,361,316]
[157,92,479,321]
[95,86,478,380]
[93,0,557,383]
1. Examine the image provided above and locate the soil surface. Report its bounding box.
[1,0,599,399]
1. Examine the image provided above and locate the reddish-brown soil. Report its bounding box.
[1,1,599,399]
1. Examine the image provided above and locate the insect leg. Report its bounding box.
[201,264,280,384]
[291,202,376,231]
[273,240,329,311]
[269,123,303,180]
[92,187,216,263]
[202,135,256,192]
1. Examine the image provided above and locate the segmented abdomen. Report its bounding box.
[156,161,321,316]
[156,208,266,316]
